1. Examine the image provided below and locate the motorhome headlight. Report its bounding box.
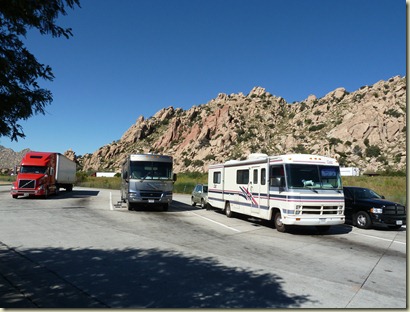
[370,207,383,214]
[128,191,139,198]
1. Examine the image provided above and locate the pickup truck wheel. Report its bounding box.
[200,199,205,209]
[274,212,287,233]
[162,204,169,211]
[355,211,372,229]
[191,197,196,206]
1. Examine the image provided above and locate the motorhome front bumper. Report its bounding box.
[128,191,172,204]
[282,215,345,226]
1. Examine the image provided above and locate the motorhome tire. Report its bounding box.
[225,202,233,218]
[274,212,287,232]
[127,202,134,211]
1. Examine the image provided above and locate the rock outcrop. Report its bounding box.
[57,76,410,174]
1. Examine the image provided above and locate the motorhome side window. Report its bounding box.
[213,171,221,184]
[236,169,249,184]
[269,165,285,187]
[261,168,266,185]
[253,169,258,184]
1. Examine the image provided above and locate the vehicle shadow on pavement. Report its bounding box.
[171,200,206,212]
[17,190,100,201]
[203,206,353,236]
[59,190,100,199]
[0,245,317,308]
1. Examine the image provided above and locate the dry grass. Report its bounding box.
[1,174,406,205]
[342,176,406,205]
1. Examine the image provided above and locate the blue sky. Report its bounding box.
[1,0,405,156]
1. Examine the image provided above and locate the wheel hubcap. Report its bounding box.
[357,215,365,226]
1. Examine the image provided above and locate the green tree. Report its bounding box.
[0,0,80,140]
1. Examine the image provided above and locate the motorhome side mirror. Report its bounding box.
[173,173,177,182]
[271,177,285,188]
[280,177,285,188]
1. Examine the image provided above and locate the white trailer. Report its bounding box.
[208,153,345,233]
[340,167,360,176]
[55,153,76,191]
[96,172,117,177]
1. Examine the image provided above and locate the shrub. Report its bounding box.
[365,145,381,158]
[384,109,402,118]
[353,145,362,157]
[192,160,204,167]
[293,144,308,153]
[328,137,342,146]
[183,158,192,166]
[204,154,216,161]
[308,124,326,131]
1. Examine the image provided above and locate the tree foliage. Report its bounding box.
[0,0,80,140]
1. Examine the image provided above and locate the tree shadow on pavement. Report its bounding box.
[0,245,316,308]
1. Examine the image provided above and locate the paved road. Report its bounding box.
[0,185,406,308]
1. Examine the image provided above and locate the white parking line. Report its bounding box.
[109,192,113,211]
[190,211,241,232]
[353,232,406,245]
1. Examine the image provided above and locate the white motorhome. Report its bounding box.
[208,153,345,233]
[121,154,177,211]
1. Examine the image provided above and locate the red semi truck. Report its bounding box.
[11,152,76,199]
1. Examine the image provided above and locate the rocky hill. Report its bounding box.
[76,75,406,174]
[0,146,31,173]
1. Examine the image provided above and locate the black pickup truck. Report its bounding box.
[343,186,406,229]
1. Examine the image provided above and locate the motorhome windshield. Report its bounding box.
[129,161,173,180]
[285,164,342,190]
[20,166,47,174]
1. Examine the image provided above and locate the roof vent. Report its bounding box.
[247,153,268,160]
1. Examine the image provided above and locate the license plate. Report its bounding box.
[24,193,29,197]
[396,220,403,225]
[148,199,154,203]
